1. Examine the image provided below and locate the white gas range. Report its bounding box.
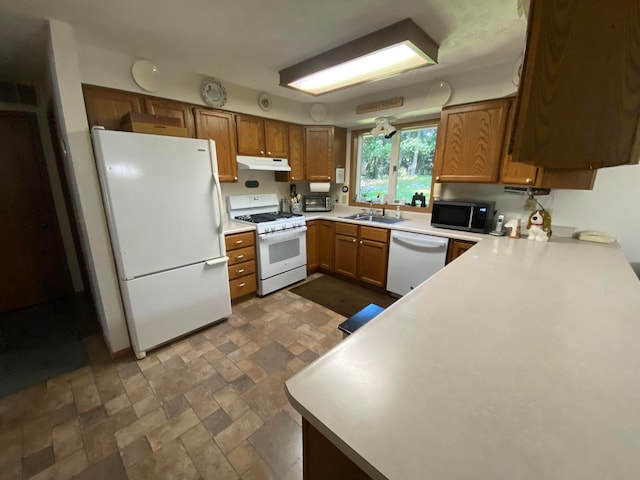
[227,194,307,296]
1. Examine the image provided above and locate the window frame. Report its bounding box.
[349,119,440,213]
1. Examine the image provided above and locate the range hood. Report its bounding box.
[236,155,291,172]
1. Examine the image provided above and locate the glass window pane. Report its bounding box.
[356,134,392,202]
[395,126,437,205]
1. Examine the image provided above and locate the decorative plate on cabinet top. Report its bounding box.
[258,93,272,111]
[200,77,227,108]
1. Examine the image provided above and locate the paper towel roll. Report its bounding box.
[309,182,331,193]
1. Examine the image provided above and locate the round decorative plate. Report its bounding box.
[131,59,160,92]
[258,93,272,111]
[201,77,227,108]
[310,103,327,122]
[426,80,452,107]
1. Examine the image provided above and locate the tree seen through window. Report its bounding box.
[356,125,437,206]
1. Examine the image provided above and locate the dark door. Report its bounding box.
[0,111,70,312]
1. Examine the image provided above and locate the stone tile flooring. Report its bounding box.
[0,276,345,479]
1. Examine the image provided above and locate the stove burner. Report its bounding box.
[234,211,303,223]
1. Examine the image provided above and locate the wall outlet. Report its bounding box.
[341,194,347,204]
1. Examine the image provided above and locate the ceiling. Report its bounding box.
[0,0,527,104]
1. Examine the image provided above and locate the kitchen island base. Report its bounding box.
[303,419,372,480]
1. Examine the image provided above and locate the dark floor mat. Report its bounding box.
[290,275,396,318]
[0,299,88,397]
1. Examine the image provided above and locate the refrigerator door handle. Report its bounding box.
[205,256,229,267]
[208,140,226,255]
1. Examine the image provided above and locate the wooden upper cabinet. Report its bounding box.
[144,98,196,137]
[275,123,304,183]
[264,119,288,157]
[82,85,144,130]
[512,0,640,169]
[500,101,540,186]
[235,114,288,157]
[434,98,510,183]
[305,126,346,182]
[235,114,265,156]
[194,108,238,183]
[500,97,597,190]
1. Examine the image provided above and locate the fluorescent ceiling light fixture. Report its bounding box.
[280,18,439,96]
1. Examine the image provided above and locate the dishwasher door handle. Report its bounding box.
[392,233,447,249]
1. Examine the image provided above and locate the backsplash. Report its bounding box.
[442,183,576,237]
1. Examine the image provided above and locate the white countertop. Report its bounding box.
[223,206,486,241]
[286,237,640,480]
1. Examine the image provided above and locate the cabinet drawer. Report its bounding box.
[335,222,358,237]
[225,231,255,251]
[227,260,256,281]
[360,226,389,243]
[227,246,255,265]
[229,274,257,299]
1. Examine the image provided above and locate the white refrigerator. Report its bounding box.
[92,129,231,359]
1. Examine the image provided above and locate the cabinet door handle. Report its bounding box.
[238,282,246,288]
[234,176,238,181]
[267,151,272,155]
[237,269,245,274]
[291,176,295,180]
[359,241,363,244]
[436,175,441,181]
[234,240,243,244]
[352,239,356,243]
[525,178,532,184]
[260,150,265,155]
[236,254,245,260]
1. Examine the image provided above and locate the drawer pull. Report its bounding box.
[236,254,245,260]
[238,282,246,288]
[237,269,245,274]
[234,240,243,244]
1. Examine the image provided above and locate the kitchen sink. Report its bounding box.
[340,213,406,225]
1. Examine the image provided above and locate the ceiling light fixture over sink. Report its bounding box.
[279,18,439,96]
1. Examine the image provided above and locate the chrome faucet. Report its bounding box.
[367,200,374,216]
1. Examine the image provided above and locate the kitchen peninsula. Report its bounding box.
[286,236,640,479]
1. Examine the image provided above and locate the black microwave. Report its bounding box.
[431,200,496,233]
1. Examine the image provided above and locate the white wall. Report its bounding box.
[0,94,83,292]
[47,19,130,353]
[77,44,333,126]
[334,60,518,128]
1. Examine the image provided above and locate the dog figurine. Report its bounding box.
[526,209,552,242]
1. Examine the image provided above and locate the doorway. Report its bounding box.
[0,110,91,397]
[0,111,71,311]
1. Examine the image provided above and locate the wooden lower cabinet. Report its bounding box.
[446,239,476,265]
[306,220,335,274]
[302,419,372,480]
[333,223,389,287]
[306,221,320,274]
[358,226,389,288]
[334,233,358,279]
[225,231,257,300]
[318,220,334,272]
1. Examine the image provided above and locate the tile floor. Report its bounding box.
[0,276,346,480]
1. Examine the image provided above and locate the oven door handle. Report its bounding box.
[259,227,307,243]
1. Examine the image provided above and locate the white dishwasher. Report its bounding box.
[386,231,448,296]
